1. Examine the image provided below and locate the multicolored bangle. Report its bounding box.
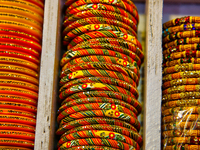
[162,92,200,101]
[162,129,200,138]
[163,58,200,67]
[162,99,200,108]
[163,137,200,145]
[63,146,119,150]
[162,114,200,123]
[163,144,200,150]
[162,122,200,131]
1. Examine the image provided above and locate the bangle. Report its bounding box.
[59,146,119,150]
[60,91,141,111]
[59,138,138,150]
[162,99,200,108]
[63,10,137,30]
[67,31,141,49]
[162,137,200,145]
[162,122,200,131]
[163,37,200,49]
[163,71,200,82]
[163,145,200,150]
[163,16,200,29]
[65,0,138,18]
[62,17,137,37]
[28,0,44,9]
[162,130,200,138]
[163,58,200,67]
[162,114,200,123]
[72,37,144,60]
[162,106,200,116]
[163,23,200,36]
[0,138,34,148]
[162,92,200,101]
[0,108,35,118]
[162,85,200,95]
[59,97,140,116]
[163,30,200,43]
[61,49,141,67]
[65,4,139,24]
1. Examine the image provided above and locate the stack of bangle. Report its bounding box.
[0,0,45,149]
[162,16,200,150]
[57,0,144,149]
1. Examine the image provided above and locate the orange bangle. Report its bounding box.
[162,92,200,101]
[162,129,200,138]
[162,122,200,131]
[162,99,200,108]
[163,58,200,67]
[163,145,200,150]
[162,137,200,145]
[162,114,200,123]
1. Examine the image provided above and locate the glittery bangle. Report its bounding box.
[163,37,200,49]
[163,23,200,37]
[58,138,137,150]
[58,130,139,148]
[0,138,34,148]
[162,114,200,123]
[0,146,32,150]
[162,129,200,138]
[162,85,200,95]
[60,62,140,81]
[163,145,200,150]
[61,91,142,113]
[63,146,119,150]
[62,17,137,37]
[61,49,141,67]
[162,92,200,101]
[60,69,138,86]
[59,124,142,145]
[162,122,200,131]
[163,16,200,30]
[67,31,141,50]
[163,30,200,44]
[65,3,139,23]
[0,130,35,140]
[163,71,200,82]
[58,117,138,131]
[0,108,35,118]
[72,38,144,60]
[162,99,200,108]
[28,0,44,9]
[163,137,200,145]
[59,97,140,116]
[57,103,137,123]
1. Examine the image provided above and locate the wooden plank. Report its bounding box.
[143,0,163,150]
[34,0,61,149]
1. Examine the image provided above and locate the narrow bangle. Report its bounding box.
[162,129,200,138]
[163,58,200,67]
[162,114,200,123]
[162,122,200,131]
[162,99,200,108]
[162,92,200,101]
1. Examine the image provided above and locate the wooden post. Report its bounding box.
[143,0,163,149]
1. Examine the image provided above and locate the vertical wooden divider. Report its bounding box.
[143,0,163,149]
[34,0,62,149]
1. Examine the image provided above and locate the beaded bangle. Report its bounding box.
[61,49,141,67]
[61,55,138,72]
[162,106,200,116]
[162,122,200,131]
[58,130,139,148]
[163,85,200,95]
[163,16,200,29]
[0,138,34,148]
[59,97,140,116]
[63,146,119,150]
[60,69,138,86]
[162,92,200,101]
[163,58,200,68]
[57,103,137,123]
[65,3,139,23]
[60,62,140,81]
[163,71,200,82]
[163,30,200,44]
[72,38,144,60]
[162,99,200,108]
[62,17,137,37]
[162,129,200,138]
[58,117,138,131]
[59,138,137,150]
[61,91,142,112]
[66,31,142,50]
[163,37,200,49]
[163,144,200,150]
[60,110,140,128]
[163,23,200,37]
[63,10,137,30]
[163,137,200,145]
[65,0,138,16]
[60,124,142,145]
[162,114,200,123]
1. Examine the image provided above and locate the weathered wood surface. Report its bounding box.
[143,0,163,150]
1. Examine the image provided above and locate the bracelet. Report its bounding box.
[163,30,200,44]
[163,144,200,150]
[162,85,200,95]
[162,122,200,131]
[162,99,200,108]
[163,23,200,36]
[59,97,140,116]
[163,16,200,29]
[62,17,137,37]
[163,37,200,49]
[61,146,119,150]
[71,38,144,60]
[163,58,200,67]
[162,114,200,123]
[162,106,200,116]
[163,78,200,89]
[162,92,200,101]
[162,130,200,138]
[162,137,200,145]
